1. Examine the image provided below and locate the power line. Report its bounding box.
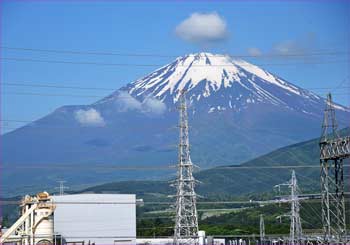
[218,164,350,170]
[0,201,237,205]
[1,82,115,91]
[2,91,103,98]
[298,186,323,224]
[2,92,171,100]
[1,119,34,123]
[0,123,179,137]
[332,77,350,92]
[1,81,349,92]
[2,91,350,100]
[2,46,349,58]
[1,164,348,170]
[0,125,176,133]
[1,196,349,205]
[2,57,349,68]
[0,164,176,170]
[2,92,104,99]
[0,233,338,239]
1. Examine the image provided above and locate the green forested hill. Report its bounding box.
[83,128,350,199]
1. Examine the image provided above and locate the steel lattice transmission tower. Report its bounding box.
[275,170,303,245]
[319,93,347,243]
[260,214,266,245]
[173,91,199,245]
[55,180,69,196]
[289,170,303,245]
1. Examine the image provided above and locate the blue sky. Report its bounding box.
[1,0,349,133]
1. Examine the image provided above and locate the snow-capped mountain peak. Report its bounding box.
[99,52,348,114]
[128,52,300,98]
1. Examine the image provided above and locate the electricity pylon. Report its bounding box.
[275,170,303,245]
[173,91,199,245]
[319,93,348,244]
[260,214,265,245]
[289,170,303,245]
[55,180,68,196]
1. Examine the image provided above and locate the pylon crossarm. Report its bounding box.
[320,136,350,160]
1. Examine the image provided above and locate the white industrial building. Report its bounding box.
[53,194,136,245]
[0,193,136,245]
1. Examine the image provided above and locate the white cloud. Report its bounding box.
[273,40,303,55]
[75,108,105,126]
[116,91,167,115]
[116,91,142,112]
[272,33,317,56]
[175,12,228,44]
[247,47,262,56]
[142,97,167,115]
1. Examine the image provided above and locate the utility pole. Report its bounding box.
[319,93,348,244]
[260,214,265,245]
[173,90,199,245]
[55,180,68,196]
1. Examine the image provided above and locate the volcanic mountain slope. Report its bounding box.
[2,53,349,196]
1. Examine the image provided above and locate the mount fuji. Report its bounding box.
[3,52,349,195]
[102,52,342,114]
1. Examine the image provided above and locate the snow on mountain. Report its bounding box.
[98,52,348,114]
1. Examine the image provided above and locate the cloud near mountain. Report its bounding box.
[75,108,105,126]
[115,91,167,115]
[175,12,228,44]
